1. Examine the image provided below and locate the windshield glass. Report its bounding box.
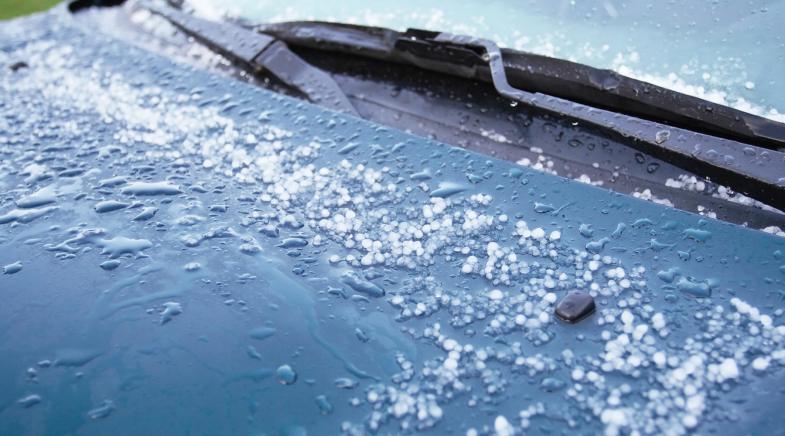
[188,0,785,122]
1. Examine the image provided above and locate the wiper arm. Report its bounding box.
[141,3,358,116]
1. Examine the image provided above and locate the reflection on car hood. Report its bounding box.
[1,7,785,436]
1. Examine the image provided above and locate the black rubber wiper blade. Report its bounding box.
[435,32,785,211]
[499,50,785,152]
[141,3,358,116]
[251,21,785,210]
[256,21,785,151]
[443,33,785,152]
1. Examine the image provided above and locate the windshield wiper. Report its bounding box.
[419,31,785,210]
[134,4,785,211]
[256,21,785,152]
[251,21,785,211]
[142,3,358,116]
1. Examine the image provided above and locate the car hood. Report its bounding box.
[1,6,785,435]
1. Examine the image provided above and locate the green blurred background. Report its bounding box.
[0,0,60,19]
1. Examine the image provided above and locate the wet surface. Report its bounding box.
[1,7,785,436]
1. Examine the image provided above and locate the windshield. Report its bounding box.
[187,0,785,122]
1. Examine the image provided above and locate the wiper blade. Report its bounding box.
[141,3,358,116]
[434,32,785,211]
[258,22,785,151]
[406,32,785,151]
[251,21,785,211]
[125,9,784,211]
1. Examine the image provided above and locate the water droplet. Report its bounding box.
[655,130,670,144]
[3,261,23,275]
[98,236,153,258]
[410,169,432,181]
[99,260,121,271]
[355,327,370,343]
[183,262,201,272]
[338,143,359,155]
[87,400,115,420]
[466,173,483,184]
[611,222,626,239]
[16,186,57,208]
[683,228,711,242]
[259,224,279,237]
[601,74,620,91]
[656,267,680,283]
[586,237,610,254]
[540,377,565,392]
[430,182,467,198]
[53,349,101,368]
[676,277,712,298]
[160,301,183,325]
[94,200,129,213]
[315,395,333,415]
[249,326,277,340]
[341,271,384,297]
[132,207,158,221]
[17,394,42,409]
[276,364,297,385]
[534,202,555,213]
[121,181,181,196]
[0,206,59,225]
[334,377,358,389]
[277,237,308,249]
[247,345,262,360]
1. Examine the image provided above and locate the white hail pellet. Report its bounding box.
[488,289,504,301]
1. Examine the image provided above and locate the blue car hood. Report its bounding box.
[1,6,785,436]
